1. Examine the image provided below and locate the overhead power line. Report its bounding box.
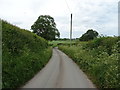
[64,0,71,13]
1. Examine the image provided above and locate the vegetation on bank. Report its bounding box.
[2,20,52,89]
[59,37,120,88]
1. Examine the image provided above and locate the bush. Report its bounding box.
[84,37,118,55]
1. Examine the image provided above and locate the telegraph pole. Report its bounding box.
[64,0,72,45]
[70,13,72,46]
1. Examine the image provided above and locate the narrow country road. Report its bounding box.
[22,48,96,88]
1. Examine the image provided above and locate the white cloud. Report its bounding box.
[0,0,119,38]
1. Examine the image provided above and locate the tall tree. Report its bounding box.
[31,15,60,40]
[79,29,98,41]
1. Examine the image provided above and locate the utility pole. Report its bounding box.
[70,13,72,46]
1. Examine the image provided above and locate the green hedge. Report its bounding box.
[59,37,120,88]
[2,20,52,89]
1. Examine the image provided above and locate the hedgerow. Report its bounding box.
[59,37,120,88]
[2,20,52,89]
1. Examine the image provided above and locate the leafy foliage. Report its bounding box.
[31,15,60,40]
[59,37,120,88]
[79,29,98,41]
[84,37,118,55]
[2,20,52,89]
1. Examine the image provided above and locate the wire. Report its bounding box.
[64,0,71,13]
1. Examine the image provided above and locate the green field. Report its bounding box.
[49,40,76,47]
[2,20,52,89]
[58,37,120,88]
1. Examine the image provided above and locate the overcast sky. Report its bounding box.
[0,0,119,38]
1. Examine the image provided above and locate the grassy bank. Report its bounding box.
[2,20,52,89]
[59,37,120,88]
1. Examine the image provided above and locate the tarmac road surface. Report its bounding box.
[22,48,96,88]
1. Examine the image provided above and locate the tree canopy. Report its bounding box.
[79,29,98,41]
[31,15,60,40]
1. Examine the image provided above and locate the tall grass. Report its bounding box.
[2,20,52,89]
[59,37,120,88]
